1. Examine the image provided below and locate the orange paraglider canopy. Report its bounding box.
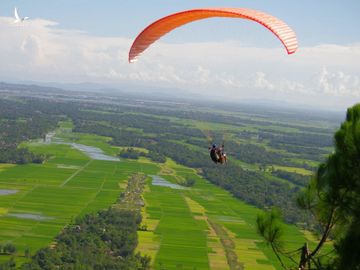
[129,8,298,63]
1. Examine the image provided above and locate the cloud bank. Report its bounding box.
[0,16,359,110]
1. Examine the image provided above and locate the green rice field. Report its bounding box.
[0,131,326,269]
[0,133,158,264]
[137,160,325,270]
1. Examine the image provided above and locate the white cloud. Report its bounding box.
[313,67,360,97]
[0,16,359,109]
[253,72,274,90]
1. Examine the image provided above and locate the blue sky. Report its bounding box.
[2,1,360,44]
[0,1,359,109]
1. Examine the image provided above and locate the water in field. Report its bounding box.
[7,213,53,221]
[57,164,81,169]
[0,190,18,196]
[70,143,120,161]
[44,132,119,161]
[150,175,185,190]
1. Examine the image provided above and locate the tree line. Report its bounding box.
[0,99,60,164]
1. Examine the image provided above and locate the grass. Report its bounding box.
[137,159,321,270]
[57,132,119,157]
[0,164,15,171]
[0,133,159,264]
[58,120,74,130]
[144,178,210,270]
[0,122,330,269]
[116,146,149,154]
[272,165,314,176]
[137,180,161,261]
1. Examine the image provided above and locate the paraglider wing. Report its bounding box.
[129,8,298,63]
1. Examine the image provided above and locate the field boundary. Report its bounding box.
[60,160,93,187]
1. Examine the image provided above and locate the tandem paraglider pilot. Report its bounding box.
[209,143,227,164]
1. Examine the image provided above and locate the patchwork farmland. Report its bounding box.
[0,89,339,269]
[0,130,319,269]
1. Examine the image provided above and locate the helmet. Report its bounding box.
[212,144,217,148]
